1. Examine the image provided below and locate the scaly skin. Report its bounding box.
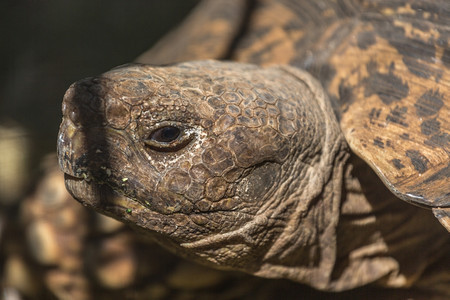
[58,61,347,288]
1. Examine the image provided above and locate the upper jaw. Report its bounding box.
[63,171,127,211]
[57,117,80,179]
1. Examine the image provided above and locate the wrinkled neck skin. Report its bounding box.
[249,130,348,290]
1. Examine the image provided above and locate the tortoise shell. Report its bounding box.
[138,0,450,231]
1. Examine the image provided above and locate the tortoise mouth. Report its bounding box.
[63,173,124,211]
[63,173,84,181]
[63,172,190,243]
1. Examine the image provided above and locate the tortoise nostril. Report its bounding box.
[69,107,81,125]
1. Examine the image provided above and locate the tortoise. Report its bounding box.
[56,0,449,297]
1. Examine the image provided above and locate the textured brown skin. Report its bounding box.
[58,62,351,288]
[57,0,450,296]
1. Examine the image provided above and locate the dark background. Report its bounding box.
[0,0,198,179]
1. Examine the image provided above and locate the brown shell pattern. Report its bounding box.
[222,0,450,229]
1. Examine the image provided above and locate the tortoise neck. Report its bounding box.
[253,140,349,290]
[334,153,450,290]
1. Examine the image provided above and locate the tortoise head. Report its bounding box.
[58,60,346,280]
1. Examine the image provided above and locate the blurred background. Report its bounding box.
[0,1,199,298]
[0,0,199,205]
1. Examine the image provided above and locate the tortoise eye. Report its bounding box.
[150,126,181,143]
[144,124,193,152]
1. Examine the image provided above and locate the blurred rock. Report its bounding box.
[0,122,30,205]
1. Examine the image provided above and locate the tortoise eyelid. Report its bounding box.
[143,123,194,152]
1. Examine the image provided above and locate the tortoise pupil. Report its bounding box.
[152,126,181,143]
